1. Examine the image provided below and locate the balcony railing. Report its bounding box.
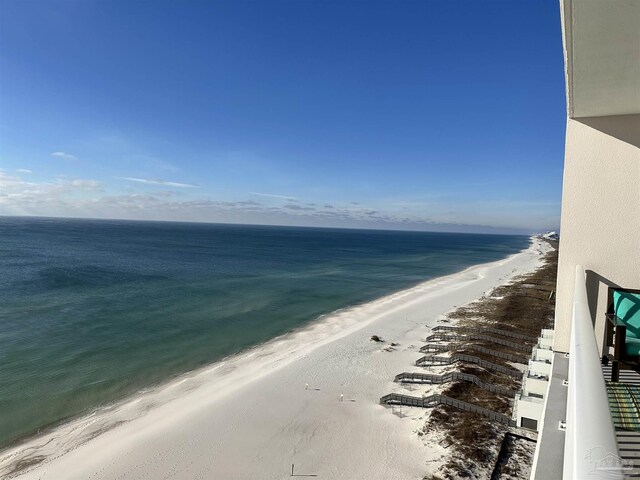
[563,265,623,479]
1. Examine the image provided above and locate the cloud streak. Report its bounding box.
[250,192,296,200]
[51,151,76,160]
[120,177,199,188]
[284,203,315,211]
[70,179,102,190]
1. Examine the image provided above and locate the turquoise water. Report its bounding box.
[0,217,529,447]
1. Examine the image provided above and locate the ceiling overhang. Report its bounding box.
[560,0,640,118]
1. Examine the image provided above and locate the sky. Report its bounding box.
[0,0,567,234]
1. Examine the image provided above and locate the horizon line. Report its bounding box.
[0,213,545,236]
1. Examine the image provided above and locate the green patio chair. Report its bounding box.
[606,288,640,382]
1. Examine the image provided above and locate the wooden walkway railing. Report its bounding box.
[379,393,516,426]
[425,333,531,352]
[394,371,516,396]
[419,343,526,364]
[432,325,537,342]
[415,354,523,379]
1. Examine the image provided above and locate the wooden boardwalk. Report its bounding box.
[425,333,532,352]
[394,371,516,396]
[380,392,516,426]
[415,353,523,379]
[419,343,527,364]
[432,325,537,342]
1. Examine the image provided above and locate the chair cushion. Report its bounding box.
[626,336,640,356]
[614,290,640,336]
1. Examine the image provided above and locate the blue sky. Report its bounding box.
[0,0,566,233]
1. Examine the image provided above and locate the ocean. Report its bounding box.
[0,217,529,448]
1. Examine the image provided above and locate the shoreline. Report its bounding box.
[1,236,550,479]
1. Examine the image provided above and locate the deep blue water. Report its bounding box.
[0,217,529,447]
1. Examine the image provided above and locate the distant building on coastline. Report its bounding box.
[530,1,640,479]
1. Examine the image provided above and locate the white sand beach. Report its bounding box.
[0,237,551,480]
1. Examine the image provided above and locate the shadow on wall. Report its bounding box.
[585,270,622,354]
[576,115,640,149]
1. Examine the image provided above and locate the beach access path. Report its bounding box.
[1,237,551,480]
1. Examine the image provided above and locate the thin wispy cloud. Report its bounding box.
[69,179,102,190]
[284,203,315,211]
[16,169,32,174]
[51,151,76,160]
[120,177,198,188]
[250,192,296,200]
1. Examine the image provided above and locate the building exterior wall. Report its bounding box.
[534,347,554,363]
[524,376,549,397]
[529,359,552,377]
[554,115,640,353]
[538,337,553,349]
[514,394,544,430]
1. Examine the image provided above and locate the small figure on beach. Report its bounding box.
[305,383,309,390]
[340,394,344,402]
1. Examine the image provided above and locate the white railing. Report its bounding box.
[563,265,623,479]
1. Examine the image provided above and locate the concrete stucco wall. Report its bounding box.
[554,115,640,353]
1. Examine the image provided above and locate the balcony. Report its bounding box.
[532,267,640,479]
